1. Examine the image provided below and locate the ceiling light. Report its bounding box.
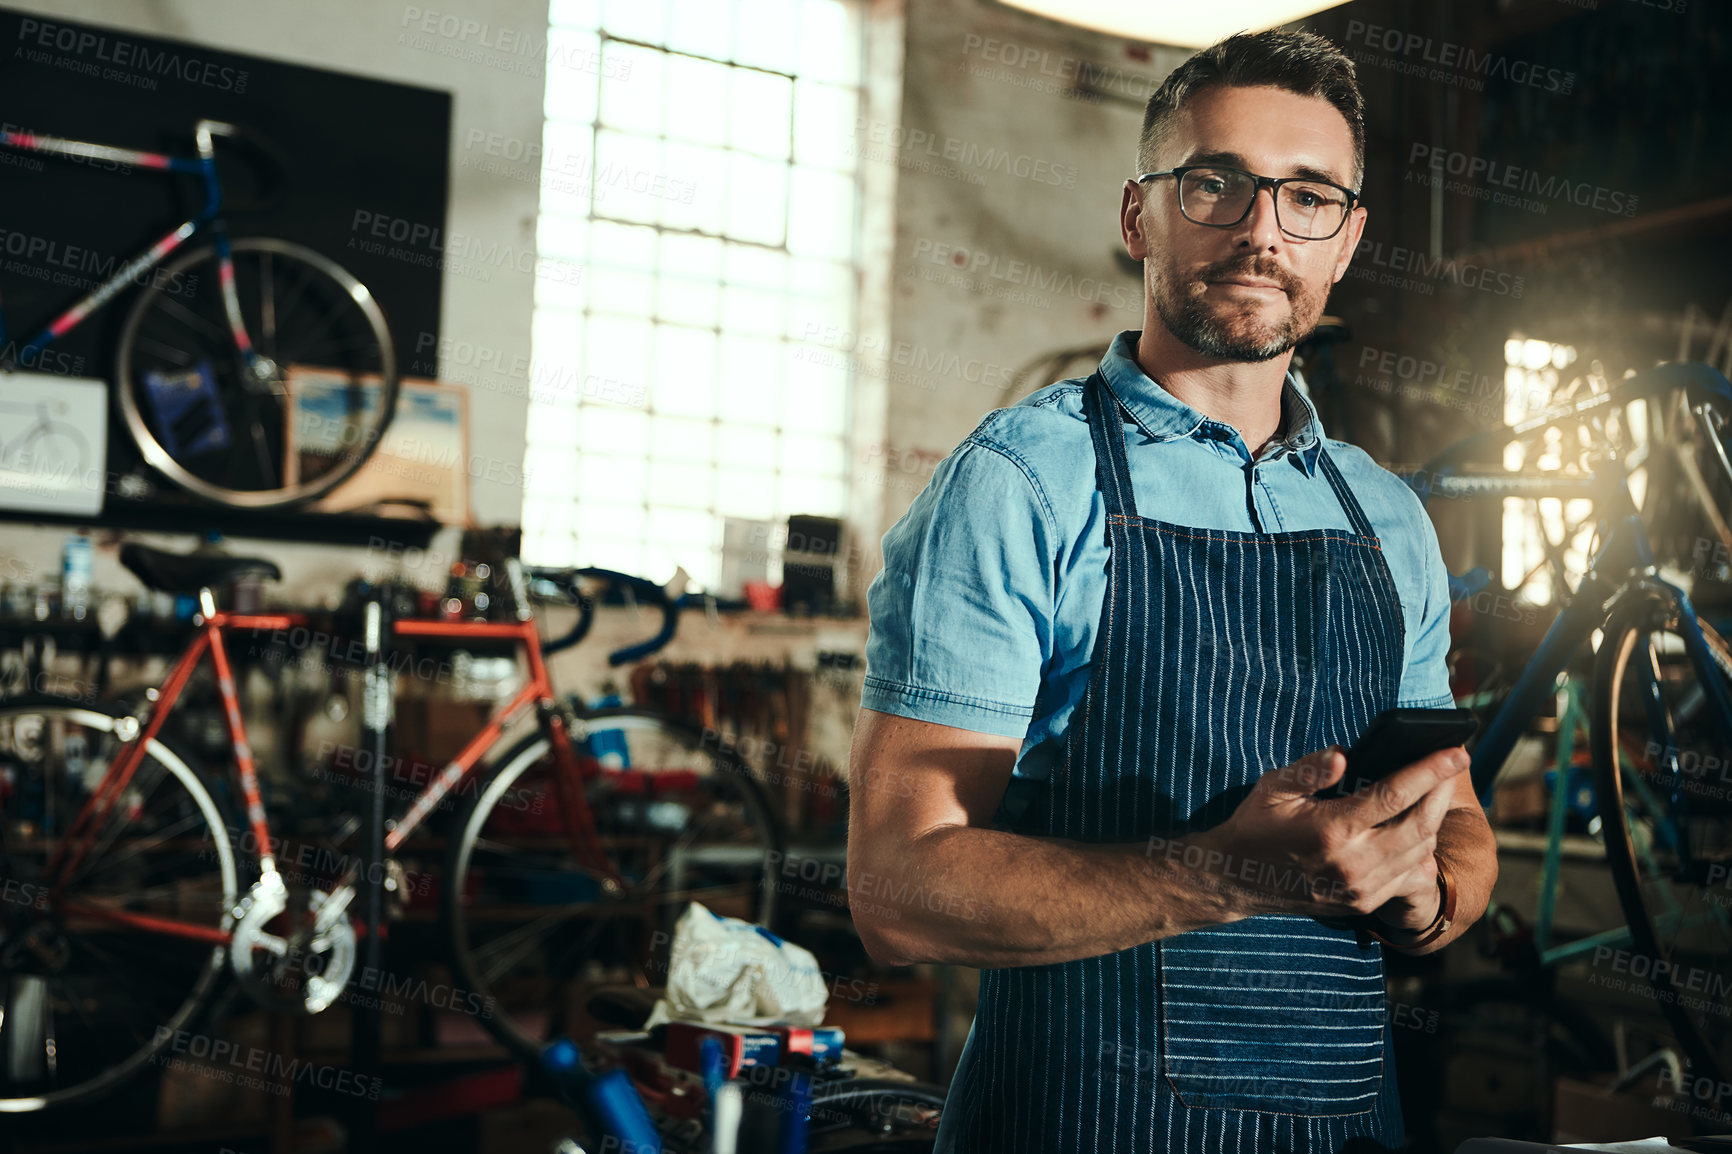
[994,1,1351,49]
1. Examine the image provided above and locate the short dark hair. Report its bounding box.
[1137,29,1365,191]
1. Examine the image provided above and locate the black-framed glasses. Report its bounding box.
[1137,166,1359,240]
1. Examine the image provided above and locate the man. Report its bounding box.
[847,29,1497,1153]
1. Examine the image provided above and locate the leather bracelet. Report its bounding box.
[1359,852,1456,952]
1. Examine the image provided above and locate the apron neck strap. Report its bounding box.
[1086,367,1381,540]
[1084,370,1139,519]
[1316,449,1377,538]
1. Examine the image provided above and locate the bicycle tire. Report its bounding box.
[445,708,784,1059]
[0,694,238,1113]
[115,236,398,509]
[1591,592,1732,1098]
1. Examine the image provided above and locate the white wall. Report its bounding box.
[864,0,1189,549]
[0,0,548,602]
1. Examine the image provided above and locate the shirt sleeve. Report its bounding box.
[862,434,1056,738]
[1397,496,1456,709]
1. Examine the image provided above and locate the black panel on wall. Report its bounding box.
[1469,1,1732,249]
[0,6,451,535]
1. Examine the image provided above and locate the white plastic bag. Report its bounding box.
[643,902,828,1029]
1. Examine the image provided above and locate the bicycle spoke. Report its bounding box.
[259,250,277,358]
[48,974,109,1062]
[470,906,592,985]
[274,307,347,371]
[634,807,742,893]
[63,937,207,1051]
[81,808,208,874]
[69,879,202,910]
[131,335,202,369]
[211,387,284,491]
[465,840,614,887]
[149,294,229,345]
[259,254,320,343]
[278,332,385,372]
[66,762,180,889]
[247,413,279,491]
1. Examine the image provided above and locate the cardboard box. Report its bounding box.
[1552,1075,1690,1142]
[1495,773,1549,825]
[393,697,495,766]
[1444,1049,1535,1118]
[823,978,937,1045]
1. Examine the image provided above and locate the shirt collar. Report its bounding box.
[1097,329,1326,476]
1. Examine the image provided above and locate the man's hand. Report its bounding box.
[1192,744,1468,922]
[1366,851,1443,937]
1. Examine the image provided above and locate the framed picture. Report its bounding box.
[0,373,108,516]
[287,368,471,525]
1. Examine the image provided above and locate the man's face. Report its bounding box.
[1123,84,1366,363]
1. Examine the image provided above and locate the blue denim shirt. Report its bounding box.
[862,330,1454,785]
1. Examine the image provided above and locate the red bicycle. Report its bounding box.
[0,545,781,1111]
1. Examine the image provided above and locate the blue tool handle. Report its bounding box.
[775,1057,815,1154]
[699,1036,726,1101]
[543,1039,664,1154]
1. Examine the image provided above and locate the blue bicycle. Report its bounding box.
[1410,361,1732,1096]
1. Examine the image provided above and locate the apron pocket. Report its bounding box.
[1158,917,1386,1115]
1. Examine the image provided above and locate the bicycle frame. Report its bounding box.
[1466,518,1649,807]
[41,587,616,950]
[0,120,255,371]
[386,616,611,877]
[42,598,296,944]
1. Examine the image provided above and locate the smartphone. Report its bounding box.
[1315,707,1478,801]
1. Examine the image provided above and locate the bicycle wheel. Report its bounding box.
[116,236,398,509]
[1591,590,1732,1099]
[445,708,783,1059]
[0,696,238,1112]
[808,1079,946,1147]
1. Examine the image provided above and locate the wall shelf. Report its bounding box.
[0,500,443,550]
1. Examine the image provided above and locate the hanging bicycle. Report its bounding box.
[0,120,398,508]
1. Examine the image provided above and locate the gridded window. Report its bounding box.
[523,0,864,586]
[1500,337,1615,605]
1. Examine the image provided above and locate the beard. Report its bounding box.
[1152,254,1325,362]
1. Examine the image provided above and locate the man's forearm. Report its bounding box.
[850,824,1246,968]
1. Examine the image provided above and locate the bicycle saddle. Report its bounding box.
[119,543,281,593]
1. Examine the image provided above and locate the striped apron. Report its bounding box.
[935,370,1408,1152]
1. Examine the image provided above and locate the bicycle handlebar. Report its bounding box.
[1447,566,1494,603]
[1417,473,1602,502]
[196,120,287,214]
[528,566,683,665]
[1410,361,1732,506]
